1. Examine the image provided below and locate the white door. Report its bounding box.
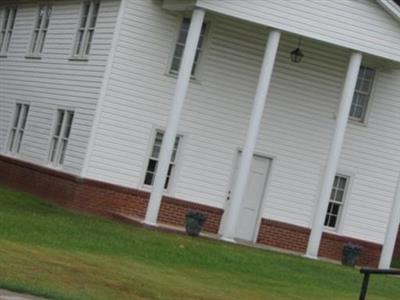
[232,155,271,241]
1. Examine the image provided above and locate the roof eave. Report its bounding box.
[377,0,400,23]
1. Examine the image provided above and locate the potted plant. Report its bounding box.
[185,210,208,237]
[342,243,362,267]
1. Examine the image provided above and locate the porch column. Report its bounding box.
[379,172,400,269]
[221,29,281,242]
[144,8,205,226]
[306,52,362,258]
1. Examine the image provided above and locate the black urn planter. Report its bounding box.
[342,243,362,267]
[185,210,208,237]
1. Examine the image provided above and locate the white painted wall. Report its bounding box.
[0,0,120,174]
[196,0,400,63]
[86,1,400,244]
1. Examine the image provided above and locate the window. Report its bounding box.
[144,131,181,190]
[7,103,30,154]
[48,110,74,167]
[169,17,207,76]
[324,175,349,229]
[73,1,100,58]
[29,5,52,56]
[349,66,375,122]
[0,7,17,55]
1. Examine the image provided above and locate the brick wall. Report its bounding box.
[72,179,223,233]
[319,232,382,267]
[394,225,400,259]
[0,155,397,267]
[0,155,223,233]
[257,219,310,253]
[0,155,77,206]
[257,218,383,267]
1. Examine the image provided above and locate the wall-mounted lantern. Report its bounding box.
[290,37,304,63]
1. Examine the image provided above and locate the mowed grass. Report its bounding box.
[392,259,400,269]
[0,186,399,300]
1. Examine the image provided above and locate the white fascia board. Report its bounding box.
[377,0,400,23]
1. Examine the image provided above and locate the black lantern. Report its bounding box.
[290,38,304,63]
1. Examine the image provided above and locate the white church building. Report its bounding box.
[1,0,400,267]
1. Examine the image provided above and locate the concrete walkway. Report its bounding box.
[0,290,47,300]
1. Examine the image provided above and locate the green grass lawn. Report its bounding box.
[392,259,400,269]
[0,186,399,300]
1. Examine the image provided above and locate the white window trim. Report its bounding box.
[348,69,379,127]
[47,108,75,169]
[0,6,17,56]
[6,102,30,157]
[45,108,60,166]
[140,127,185,195]
[164,14,212,83]
[70,0,100,60]
[348,66,375,123]
[333,67,379,127]
[323,172,353,233]
[26,3,52,58]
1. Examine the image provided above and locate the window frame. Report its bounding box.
[323,173,351,232]
[141,128,184,194]
[48,109,75,168]
[71,0,100,60]
[348,66,377,125]
[27,3,52,58]
[0,6,17,56]
[6,103,30,156]
[166,15,211,81]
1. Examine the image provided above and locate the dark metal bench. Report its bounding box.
[359,268,400,300]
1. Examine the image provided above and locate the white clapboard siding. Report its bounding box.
[196,0,400,63]
[86,0,400,244]
[0,0,120,174]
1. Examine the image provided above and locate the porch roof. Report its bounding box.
[163,0,400,64]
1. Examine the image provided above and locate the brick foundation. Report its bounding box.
[256,219,383,267]
[319,232,382,267]
[394,225,400,259]
[0,155,223,233]
[0,154,398,267]
[257,219,310,253]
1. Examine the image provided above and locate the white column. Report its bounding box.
[379,172,400,269]
[144,8,205,226]
[306,52,362,258]
[221,30,281,242]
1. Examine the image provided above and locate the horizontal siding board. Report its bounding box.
[83,1,400,245]
[0,0,120,174]
[196,0,400,62]
[0,0,392,245]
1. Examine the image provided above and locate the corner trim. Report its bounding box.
[80,0,127,177]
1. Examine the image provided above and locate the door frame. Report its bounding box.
[220,149,275,243]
